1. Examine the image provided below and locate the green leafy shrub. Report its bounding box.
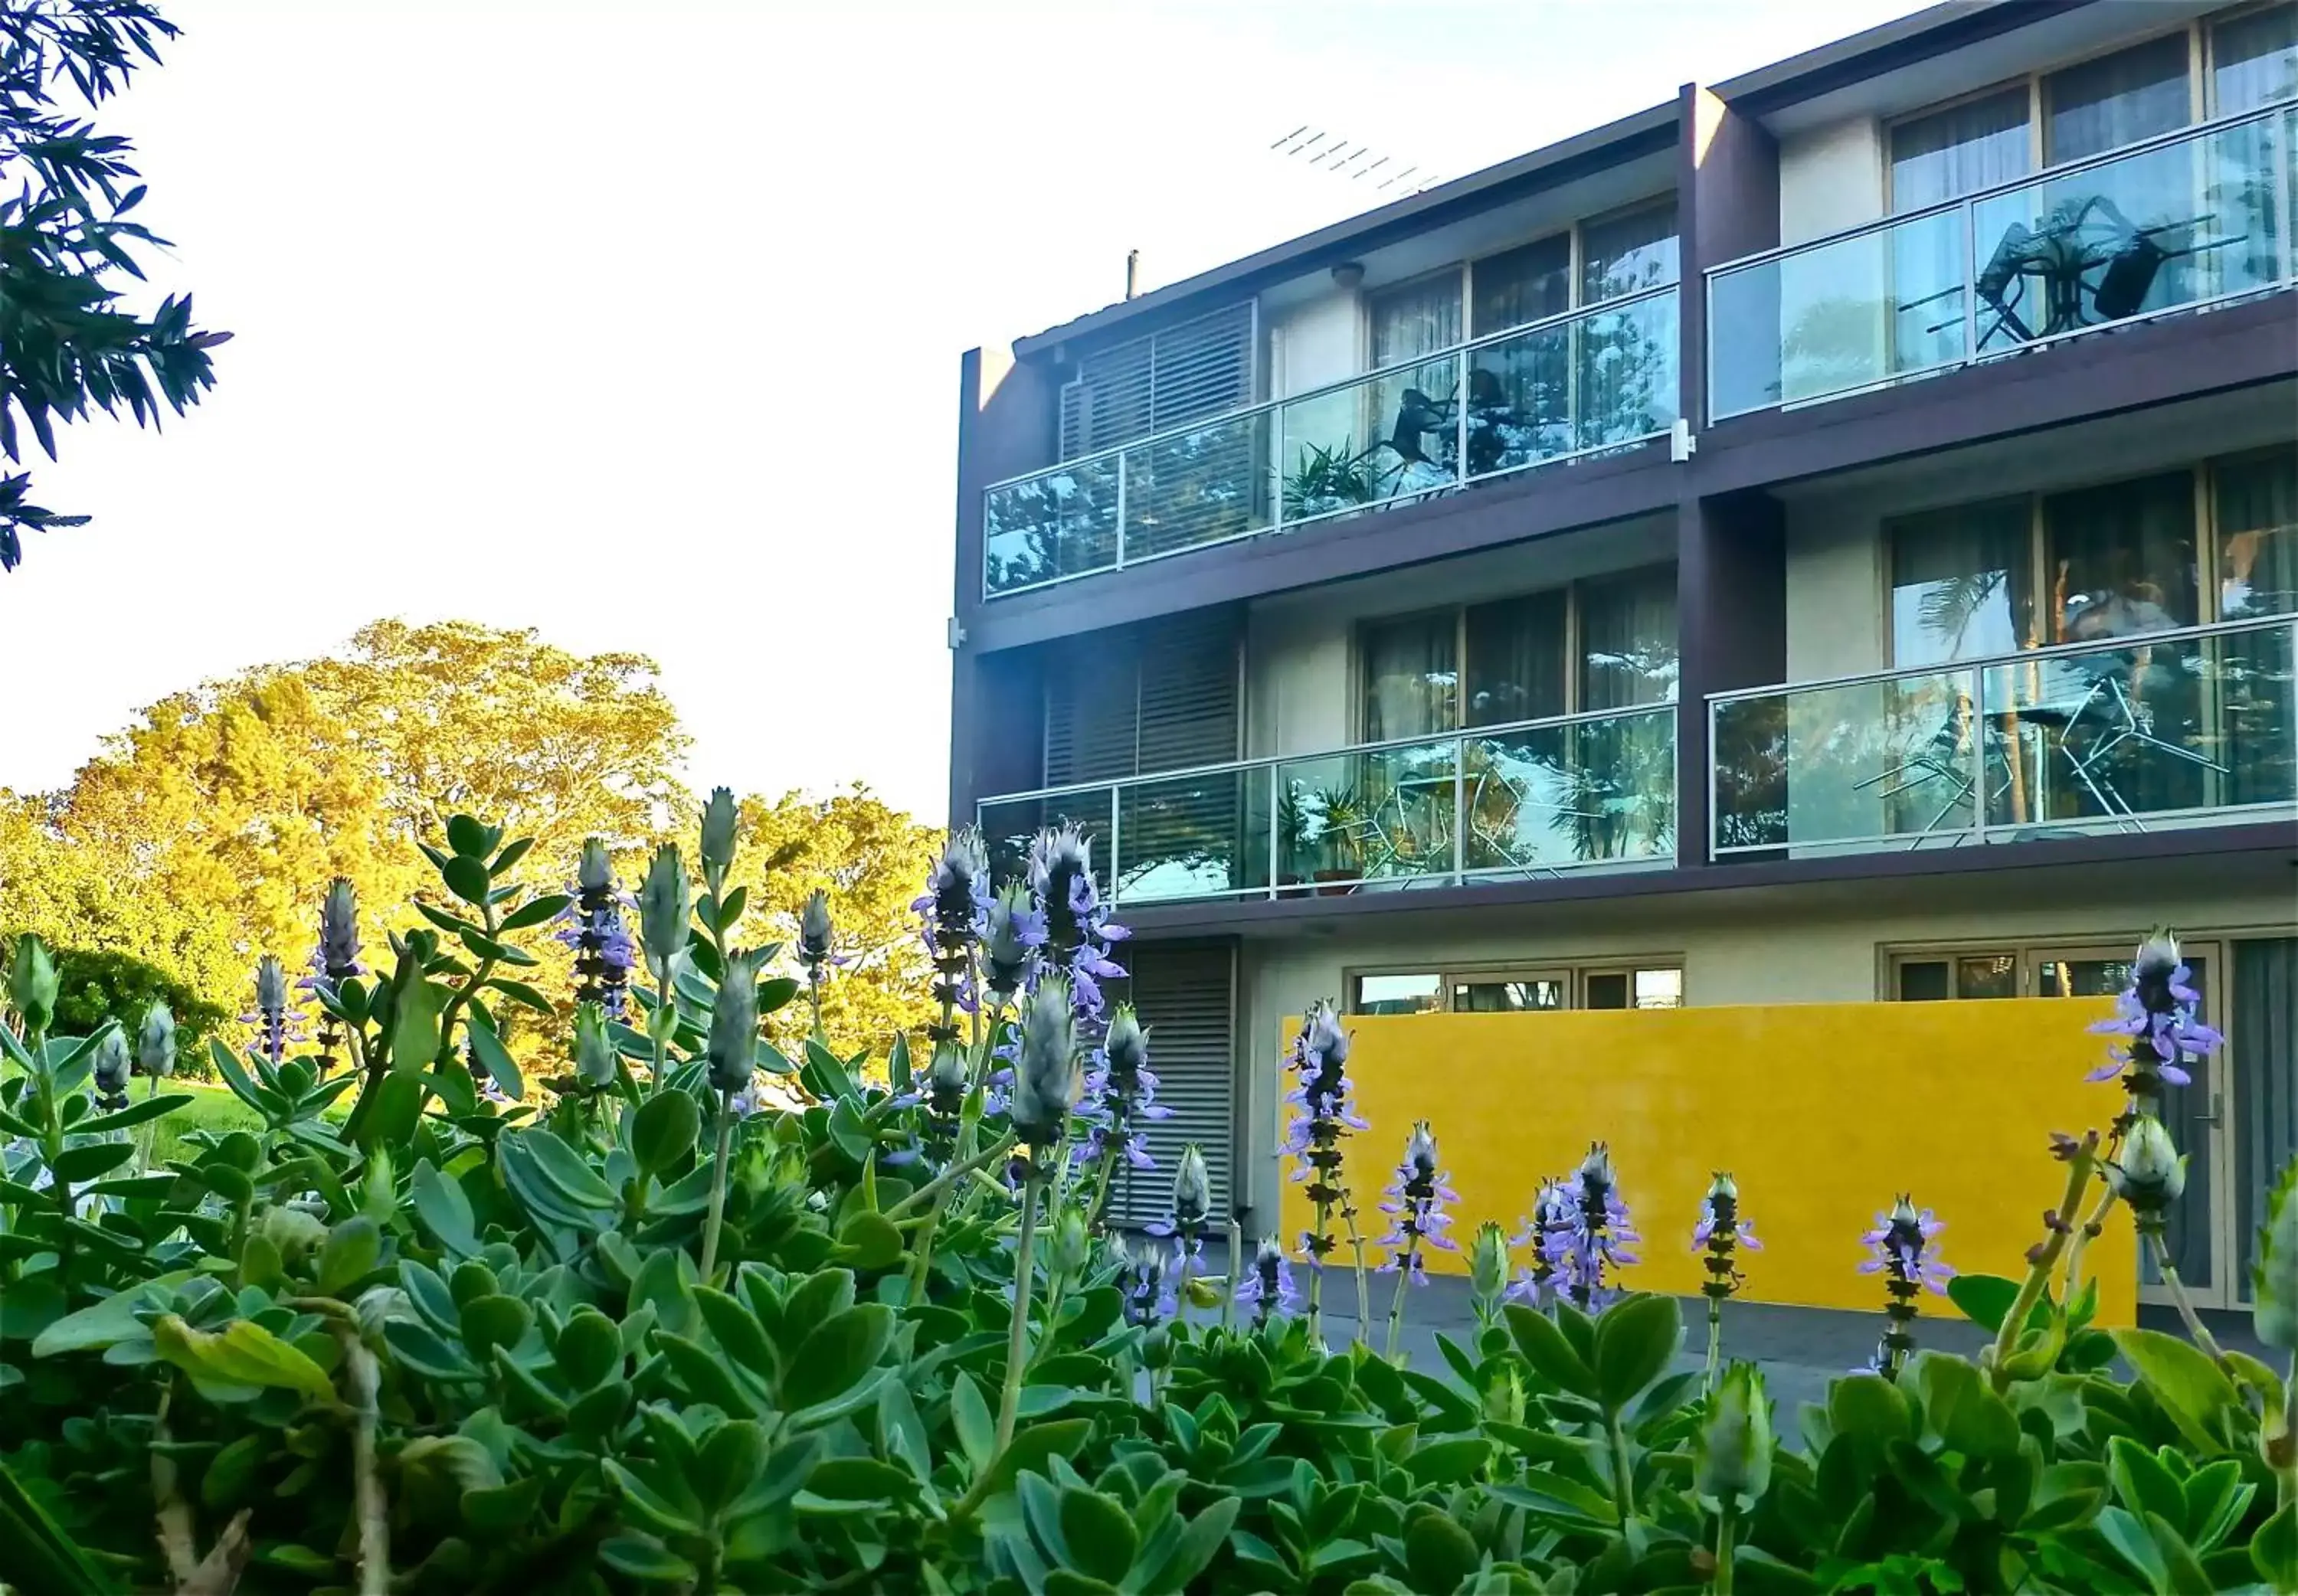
[0,810,2292,1596]
[0,942,227,1081]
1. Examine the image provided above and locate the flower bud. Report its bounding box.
[91,1029,132,1104]
[8,934,57,1033]
[572,1001,617,1091]
[706,948,765,1096]
[1105,1005,1147,1079]
[637,844,692,982]
[1049,1204,1092,1280]
[1694,1362,1775,1508]
[1481,1364,1527,1428]
[929,830,987,935]
[927,1039,967,1100]
[1172,1143,1211,1229]
[1403,1120,1439,1184]
[2254,1159,2297,1352]
[577,836,614,894]
[2108,1115,2188,1212]
[319,878,361,977]
[1470,1220,1510,1304]
[1580,1141,1615,1189]
[258,1203,329,1264]
[699,787,739,880]
[1707,1171,1738,1205]
[1010,976,1079,1149]
[983,883,1036,1002]
[137,1001,176,1080]
[1302,1000,1350,1071]
[255,953,289,1015]
[798,888,834,972]
[354,1285,413,1339]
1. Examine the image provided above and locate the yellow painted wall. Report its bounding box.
[1278,999,2136,1327]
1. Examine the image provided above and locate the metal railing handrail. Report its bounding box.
[1703,613,2293,706]
[1701,97,2296,281]
[980,281,1681,495]
[977,698,1678,810]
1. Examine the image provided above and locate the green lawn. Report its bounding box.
[147,1081,263,1166]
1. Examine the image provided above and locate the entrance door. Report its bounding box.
[2034,942,2232,1308]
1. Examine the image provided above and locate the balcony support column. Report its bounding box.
[1676,492,1785,868]
[1676,83,1779,431]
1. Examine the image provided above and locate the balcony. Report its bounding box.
[1708,616,2297,859]
[976,702,1677,906]
[1707,103,2297,420]
[980,287,1678,599]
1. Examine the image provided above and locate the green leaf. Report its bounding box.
[465,1013,523,1101]
[2110,1328,2241,1451]
[2095,1504,2172,1591]
[80,1093,193,1135]
[153,1314,337,1401]
[1059,1487,1138,1584]
[359,1071,425,1150]
[443,853,492,905]
[877,1379,933,1487]
[486,978,555,1015]
[388,976,444,1075]
[692,1287,774,1376]
[1504,1302,1598,1399]
[1489,1477,1619,1527]
[630,1091,699,1178]
[1402,1436,1491,1486]
[410,1159,480,1258]
[784,1304,895,1412]
[31,1271,195,1357]
[2106,1436,2189,1537]
[1403,1510,1483,1595]
[0,1451,113,1595]
[50,1142,134,1184]
[509,1127,617,1212]
[2253,1503,2297,1590]
[498,893,571,932]
[1916,1352,2020,1461]
[597,1535,696,1584]
[1142,1495,1241,1595]
[951,1371,994,1475]
[836,1210,902,1271]
[1827,1372,1912,1454]
[318,1216,382,1296]
[1591,1292,1681,1412]
[447,815,493,859]
[693,1420,770,1513]
[1946,1273,2040,1334]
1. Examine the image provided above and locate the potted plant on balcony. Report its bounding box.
[1312,783,1366,894]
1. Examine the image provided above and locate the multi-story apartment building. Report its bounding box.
[947,0,2297,1312]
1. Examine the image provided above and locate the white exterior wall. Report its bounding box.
[1229,886,2298,1227]
[1778,118,1885,245]
[1783,498,1885,682]
[1268,288,1361,401]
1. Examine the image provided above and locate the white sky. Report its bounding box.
[0,0,1933,823]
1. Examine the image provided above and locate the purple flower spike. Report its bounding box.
[1861,1194,1952,1375]
[1377,1120,1459,1288]
[2085,930,2221,1108]
[1234,1235,1300,1326]
[1694,1172,1757,1305]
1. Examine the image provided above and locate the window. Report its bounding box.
[1891,87,2033,211]
[1369,271,1464,368]
[1472,236,1573,338]
[1892,952,2019,1001]
[2215,446,2298,620]
[2213,5,2298,114]
[1058,302,1255,461]
[1358,569,1677,738]
[1579,202,1680,303]
[2045,33,2192,164]
[1351,963,1682,1014]
[1890,498,2036,663]
[1353,972,1445,1015]
[1360,612,1458,741]
[1887,453,2280,666]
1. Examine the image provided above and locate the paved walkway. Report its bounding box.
[1198,1251,2267,1426]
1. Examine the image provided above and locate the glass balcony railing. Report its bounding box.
[977,702,1678,905]
[982,286,1679,598]
[1708,616,2297,856]
[1708,102,2298,419]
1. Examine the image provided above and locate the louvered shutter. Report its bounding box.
[1105,940,1237,1231]
[1057,303,1256,461]
[1040,610,1239,787]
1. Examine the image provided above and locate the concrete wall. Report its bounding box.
[1275,1000,2139,1321]
[1782,498,1885,682]
[1778,118,1884,246]
[1231,883,2298,1232]
[1268,288,1361,401]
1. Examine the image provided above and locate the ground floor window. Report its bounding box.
[1884,932,2295,1312]
[1349,961,1681,1015]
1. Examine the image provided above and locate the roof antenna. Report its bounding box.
[1125,248,1141,300]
